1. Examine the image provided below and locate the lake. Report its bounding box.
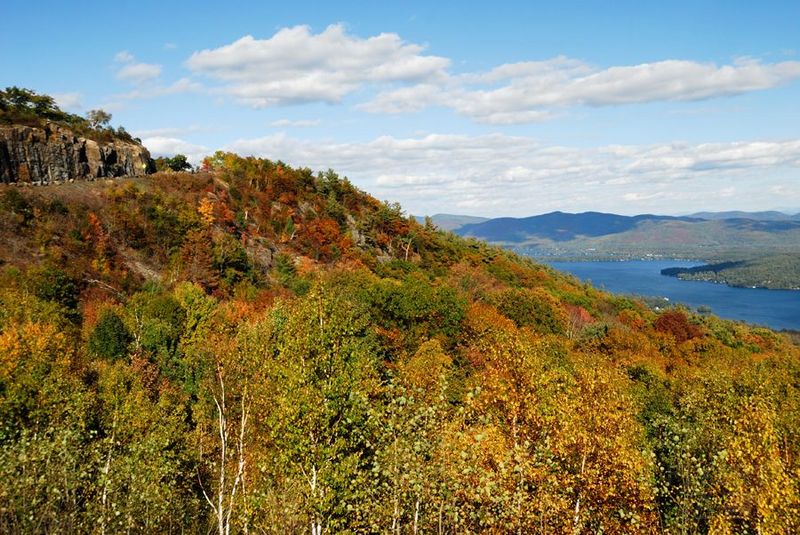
[545,260,800,331]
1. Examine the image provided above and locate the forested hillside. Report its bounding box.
[1,153,799,533]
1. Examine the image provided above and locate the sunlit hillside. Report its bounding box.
[1,148,798,533]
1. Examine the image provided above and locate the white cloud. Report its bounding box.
[114,51,135,63]
[52,92,82,110]
[182,27,800,124]
[186,24,449,106]
[141,136,210,164]
[116,62,163,83]
[365,56,800,124]
[270,118,321,128]
[217,133,800,216]
[133,125,205,138]
[113,51,163,84]
[117,78,202,100]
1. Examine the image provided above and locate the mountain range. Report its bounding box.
[416,211,800,260]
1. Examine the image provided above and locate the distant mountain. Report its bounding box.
[689,210,800,221]
[412,213,489,231]
[450,211,800,271]
[456,211,702,243]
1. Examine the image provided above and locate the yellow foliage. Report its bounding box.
[398,338,451,395]
[711,399,800,533]
[198,197,215,226]
[0,321,71,381]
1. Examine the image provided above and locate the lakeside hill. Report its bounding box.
[455,210,800,249]
[1,149,800,532]
[456,211,704,243]
[448,210,800,290]
[661,253,800,290]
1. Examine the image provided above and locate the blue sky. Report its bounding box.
[3,0,799,216]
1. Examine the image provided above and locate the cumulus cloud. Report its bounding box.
[141,136,210,164]
[217,133,800,216]
[114,51,163,84]
[182,26,800,123]
[365,56,800,124]
[186,24,449,107]
[270,118,321,128]
[117,78,202,100]
[116,62,163,83]
[185,26,800,123]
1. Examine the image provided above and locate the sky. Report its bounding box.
[2,0,800,217]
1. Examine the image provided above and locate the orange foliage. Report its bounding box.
[298,217,342,261]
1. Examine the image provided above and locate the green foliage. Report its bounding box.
[0,86,78,125]
[127,291,186,378]
[27,265,79,315]
[273,253,310,295]
[88,310,131,361]
[212,231,251,288]
[368,274,467,347]
[494,286,567,334]
[0,87,137,144]
[154,154,192,172]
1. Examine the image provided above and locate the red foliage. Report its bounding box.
[654,310,703,343]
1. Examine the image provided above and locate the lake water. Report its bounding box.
[545,260,800,331]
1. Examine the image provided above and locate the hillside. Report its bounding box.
[662,253,800,290]
[1,154,799,533]
[413,213,489,231]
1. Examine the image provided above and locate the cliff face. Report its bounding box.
[0,122,151,184]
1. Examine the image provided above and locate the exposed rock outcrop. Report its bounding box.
[0,122,151,184]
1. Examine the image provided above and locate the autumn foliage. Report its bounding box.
[0,154,798,533]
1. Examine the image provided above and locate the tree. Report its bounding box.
[168,154,192,172]
[86,109,112,129]
[88,310,131,361]
[153,154,192,172]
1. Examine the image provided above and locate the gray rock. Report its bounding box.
[0,122,151,184]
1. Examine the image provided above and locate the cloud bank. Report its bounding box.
[215,133,800,216]
[364,57,800,124]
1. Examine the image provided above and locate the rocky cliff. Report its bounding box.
[0,122,151,184]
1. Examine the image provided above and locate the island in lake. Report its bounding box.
[661,253,800,290]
